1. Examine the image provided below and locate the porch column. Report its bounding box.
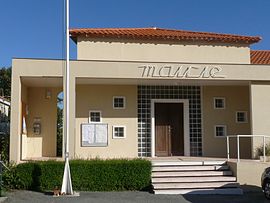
[9,69,22,163]
[63,69,76,159]
[250,82,270,158]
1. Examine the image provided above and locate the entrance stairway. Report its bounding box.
[151,160,243,195]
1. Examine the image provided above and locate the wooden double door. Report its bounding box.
[155,103,184,156]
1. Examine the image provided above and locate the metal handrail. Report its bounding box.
[226,135,270,162]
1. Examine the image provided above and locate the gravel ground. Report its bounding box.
[4,190,270,203]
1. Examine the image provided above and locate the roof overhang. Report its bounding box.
[69,27,262,45]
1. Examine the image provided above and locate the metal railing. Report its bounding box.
[226,135,270,162]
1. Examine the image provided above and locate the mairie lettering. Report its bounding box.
[138,65,226,78]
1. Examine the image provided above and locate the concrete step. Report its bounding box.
[152,176,236,183]
[153,182,239,189]
[152,160,226,167]
[152,170,233,177]
[152,165,229,172]
[153,188,243,195]
[203,161,227,166]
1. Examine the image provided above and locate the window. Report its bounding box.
[113,126,126,138]
[214,97,225,109]
[236,111,248,123]
[113,96,125,109]
[215,125,227,137]
[89,111,101,123]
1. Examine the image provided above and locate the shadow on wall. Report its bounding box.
[31,164,41,191]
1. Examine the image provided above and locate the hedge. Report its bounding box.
[3,159,152,192]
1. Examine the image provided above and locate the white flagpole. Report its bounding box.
[61,0,73,195]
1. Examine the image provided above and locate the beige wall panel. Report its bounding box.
[12,59,63,77]
[250,82,270,158]
[202,86,251,158]
[228,161,269,188]
[26,87,61,157]
[77,38,251,64]
[25,137,43,158]
[75,85,138,159]
[21,134,28,159]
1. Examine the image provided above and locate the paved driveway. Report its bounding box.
[4,190,270,203]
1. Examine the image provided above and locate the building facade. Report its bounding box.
[0,97,10,135]
[10,28,270,163]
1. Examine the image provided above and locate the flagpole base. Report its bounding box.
[53,191,80,197]
[61,158,74,195]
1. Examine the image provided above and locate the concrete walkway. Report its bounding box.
[3,190,269,203]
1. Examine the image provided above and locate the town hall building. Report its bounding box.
[10,27,270,163]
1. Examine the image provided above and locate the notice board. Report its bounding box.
[81,123,108,146]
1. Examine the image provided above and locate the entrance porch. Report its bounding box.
[19,77,63,160]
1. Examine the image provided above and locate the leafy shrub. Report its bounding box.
[6,159,151,192]
[2,163,21,190]
[256,144,270,157]
[0,133,9,163]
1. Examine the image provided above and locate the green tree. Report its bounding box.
[0,67,11,162]
[57,95,63,157]
[0,67,11,98]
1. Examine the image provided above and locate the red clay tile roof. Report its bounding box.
[70,27,261,44]
[251,50,270,64]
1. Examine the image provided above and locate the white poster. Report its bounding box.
[82,124,95,144]
[95,124,108,143]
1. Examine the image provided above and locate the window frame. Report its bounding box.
[113,96,126,109]
[236,111,248,123]
[88,110,102,123]
[112,125,126,139]
[214,125,227,138]
[213,97,226,109]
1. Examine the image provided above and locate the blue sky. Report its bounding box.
[1,0,270,67]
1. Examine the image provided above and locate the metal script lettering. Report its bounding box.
[139,65,226,78]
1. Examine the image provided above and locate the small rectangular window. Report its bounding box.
[215,125,227,137]
[214,97,225,109]
[113,96,125,109]
[89,111,101,123]
[113,126,126,139]
[236,111,248,123]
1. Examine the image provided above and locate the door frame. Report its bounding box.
[151,99,190,157]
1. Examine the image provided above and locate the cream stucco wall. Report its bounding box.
[202,86,251,158]
[77,37,251,64]
[250,82,270,158]
[75,85,138,159]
